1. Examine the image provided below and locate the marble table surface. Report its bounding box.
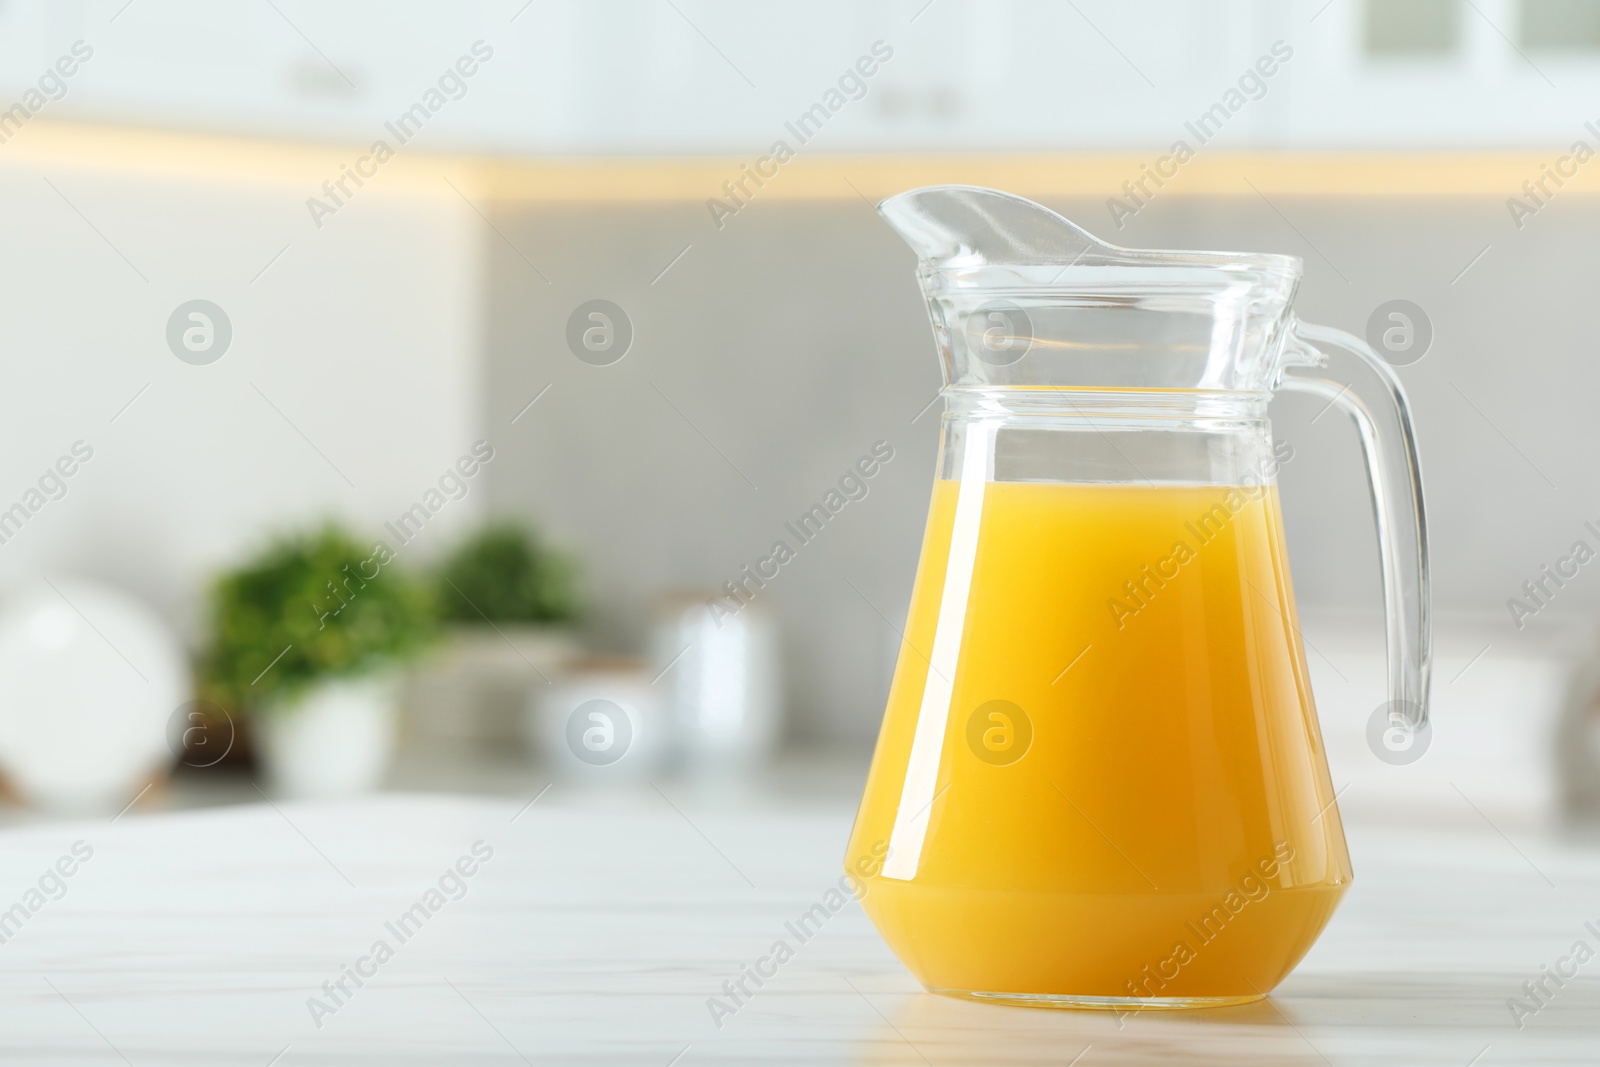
[1,777,1598,1065]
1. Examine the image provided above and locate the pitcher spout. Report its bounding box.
[877,185,1119,270]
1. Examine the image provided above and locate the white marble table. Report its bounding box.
[1,784,1597,1065]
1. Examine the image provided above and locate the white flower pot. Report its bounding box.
[403,625,577,750]
[257,675,399,798]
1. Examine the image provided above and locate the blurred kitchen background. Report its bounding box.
[1,0,1598,824]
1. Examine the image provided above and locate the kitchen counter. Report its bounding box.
[1,784,1597,1065]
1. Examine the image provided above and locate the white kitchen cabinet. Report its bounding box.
[3,0,1599,154]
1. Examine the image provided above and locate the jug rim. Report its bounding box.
[880,185,1303,280]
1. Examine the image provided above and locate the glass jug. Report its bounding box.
[845,186,1429,1009]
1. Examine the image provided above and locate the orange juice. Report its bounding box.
[846,478,1351,1006]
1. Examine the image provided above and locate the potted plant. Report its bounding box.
[202,525,435,798]
[405,521,581,750]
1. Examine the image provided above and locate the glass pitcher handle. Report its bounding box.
[1277,316,1431,730]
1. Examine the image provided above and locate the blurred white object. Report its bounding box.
[404,627,577,751]
[0,578,187,812]
[256,675,399,799]
[1309,613,1595,820]
[651,594,780,773]
[528,658,666,783]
